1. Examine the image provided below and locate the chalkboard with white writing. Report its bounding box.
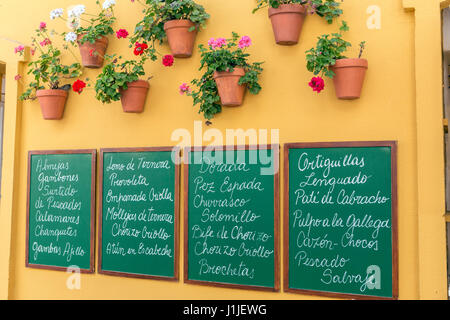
[26,150,96,272]
[184,145,280,291]
[98,147,180,280]
[284,141,398,299]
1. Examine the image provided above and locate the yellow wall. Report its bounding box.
[0,0,447,299]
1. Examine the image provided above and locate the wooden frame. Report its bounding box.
[183,144,280,292]
[283,141,399,300]
[98,147,181,281]
[26,149,97,273]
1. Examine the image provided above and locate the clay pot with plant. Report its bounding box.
[131,0,209,59]
[305,21,368,99]
[253,0,343,45]
[94,48,152,113]
[15,22,83,120]
[54,0,116,68]
[181,32,263,125]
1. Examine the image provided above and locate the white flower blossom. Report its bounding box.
[102,0,116,10]
[65,32,77,43]
[50,8,64,20]
[68,5,86,18]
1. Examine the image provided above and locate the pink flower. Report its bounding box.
[208,37,227,50]
[14,74,21,81]
[215,38,227,49]
[39,22,47,30]
[162,54,174,67]
[40,38,51,47]
[31,47,36,56]
[309,76,325,93]
[116,29,129,39]
[14,45,25,54]
[238,36,251,49]
[179,83,190,95]
[308,1,318,14]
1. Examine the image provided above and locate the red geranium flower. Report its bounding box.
[134,42,148,55]
[40,38,51,47]
[72,79,86,94]
[116,29,129,39]
[162,54,174,67]
[308,76,325,93]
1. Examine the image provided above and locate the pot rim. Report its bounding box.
[164,19,196,31]
[77,34,109,45]
[331,58,369,69]
[122,79,150,89]
[36,89,68,97]
[268,3,307,17]
[213,67,246,79]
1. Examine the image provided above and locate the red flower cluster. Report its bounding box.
[309,76,325,93]
[116,29,129,39]
[162,54,174,67]
[72,79,86,94]
[40,38,51,47]
[134,42,148,55]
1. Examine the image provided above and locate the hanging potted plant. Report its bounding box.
[252,0,343,45]
[51,0,116,68]
[131,0,209,58]
[305,21,368,99]
[94,42,152,113]
[181,32,263,125]
[15,22,82,120]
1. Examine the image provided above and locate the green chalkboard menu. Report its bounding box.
[284,142,398,299]
[184,145,280,291]
[98,147,180,280]
[26,150,96,272]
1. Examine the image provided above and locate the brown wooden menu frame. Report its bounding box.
[98,147,181,281]
[26,149,97,273]
[283,141,399,300]
[183,144,280,292]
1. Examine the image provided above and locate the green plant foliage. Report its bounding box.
[94,54,147,104]
[305,21,352,78]
[253,0,343,24]
[186,32,263,123]
[131,0,209,61]
[19,27,82,101]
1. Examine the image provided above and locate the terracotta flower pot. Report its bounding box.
[36,89,68,120]
[119,80,150,113]
[329,58,368,100]
[77,35,109,68]
[268,4,307,45]
[213,67,246,107]
[164,19,197,58]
